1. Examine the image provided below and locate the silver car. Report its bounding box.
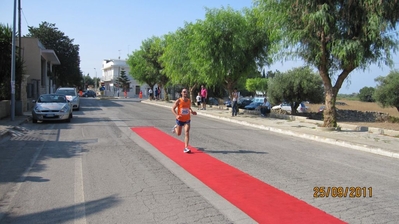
[32,94,73,123]
[55,87,80,110]
[272,102,309,113]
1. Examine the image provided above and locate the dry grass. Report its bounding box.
[307,100,399,116]
[307,100,399,131]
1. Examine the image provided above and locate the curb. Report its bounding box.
[141,100,399,159]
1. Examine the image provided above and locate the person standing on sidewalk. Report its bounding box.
[200,85,208,110]
[154,87,158,100]
[148,88,153,100]
[196,92,202,110]
[231,88,239,116]
[171,88,197,153]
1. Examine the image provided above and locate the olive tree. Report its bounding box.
[246,77,268,96]
[373,70,399,111]
[268,66,324,114]
[255,0,399,127]
[358,87,375,102]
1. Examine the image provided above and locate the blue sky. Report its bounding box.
[1,0,398,94]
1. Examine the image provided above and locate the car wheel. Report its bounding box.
[69,113,73,119]
[32,118,37,123]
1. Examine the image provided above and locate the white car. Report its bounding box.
[272,102,308,113]
[32,94,73,123]
[55,87,80,110]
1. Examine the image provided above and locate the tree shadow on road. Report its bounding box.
[0,195,120,223]
[196,147,268,154]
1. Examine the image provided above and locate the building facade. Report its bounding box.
[101,59,149,97]
[19,37,60,112]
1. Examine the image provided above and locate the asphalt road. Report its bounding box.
[0,97,398,224]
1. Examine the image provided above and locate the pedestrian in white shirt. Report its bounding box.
[260,97,271,117]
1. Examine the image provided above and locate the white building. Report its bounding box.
[101,59,149,97]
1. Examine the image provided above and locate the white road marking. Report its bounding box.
[74,146,86,224]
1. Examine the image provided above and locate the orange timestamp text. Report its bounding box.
[313,186,372,198]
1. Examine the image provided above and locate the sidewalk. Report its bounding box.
[0,112,31,141]
[142,99,399,159]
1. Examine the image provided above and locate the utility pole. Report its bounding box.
[94,68,97,91]
[10,0,17,121]
[18,0,21,57]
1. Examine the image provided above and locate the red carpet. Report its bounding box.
[132,127,346,224]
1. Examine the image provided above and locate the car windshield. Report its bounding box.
[38,95,66,103]
[56,89,76,96]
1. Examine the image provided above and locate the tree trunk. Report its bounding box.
[290,102,297,115]
[323,87,338,127]
[225,79,235,101]
[189,85,196,106]
[163,87,169,101]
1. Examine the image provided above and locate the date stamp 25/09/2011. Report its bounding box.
[313,187,373,198]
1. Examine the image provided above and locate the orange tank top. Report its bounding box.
[177,98,191,122]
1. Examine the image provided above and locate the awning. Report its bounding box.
[41,49,61,65]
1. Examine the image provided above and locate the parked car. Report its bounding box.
[55,87,80,110]
[318,105,338,113]
[318,105,326,113]
[272,102,309,113]
[272,102,290,111]
[32,94,73,123]
[238,98,253,109]
[297,102,309,113]
[252,97,266,103]
[208,97,219,106]
[224,99,232,107]
[244,102,263,110]
[82,90,96,97]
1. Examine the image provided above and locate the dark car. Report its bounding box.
[208,97,219,106]
[224,99,232,107]
[238,98,253,109]
[244,102,263,110]
[82,90,96,97]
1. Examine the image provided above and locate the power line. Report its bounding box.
[21,8,29,27]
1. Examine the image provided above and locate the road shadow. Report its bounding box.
[196,147,268,154]
[1,195,120,223]
[0,136,92,185]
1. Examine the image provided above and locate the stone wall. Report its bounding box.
[0,100,10,119]
[306,109,391,122]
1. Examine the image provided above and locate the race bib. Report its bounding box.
[181,108,190,115]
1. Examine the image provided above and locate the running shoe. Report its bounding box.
[184,148,191,153]
[171,125,177,133]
